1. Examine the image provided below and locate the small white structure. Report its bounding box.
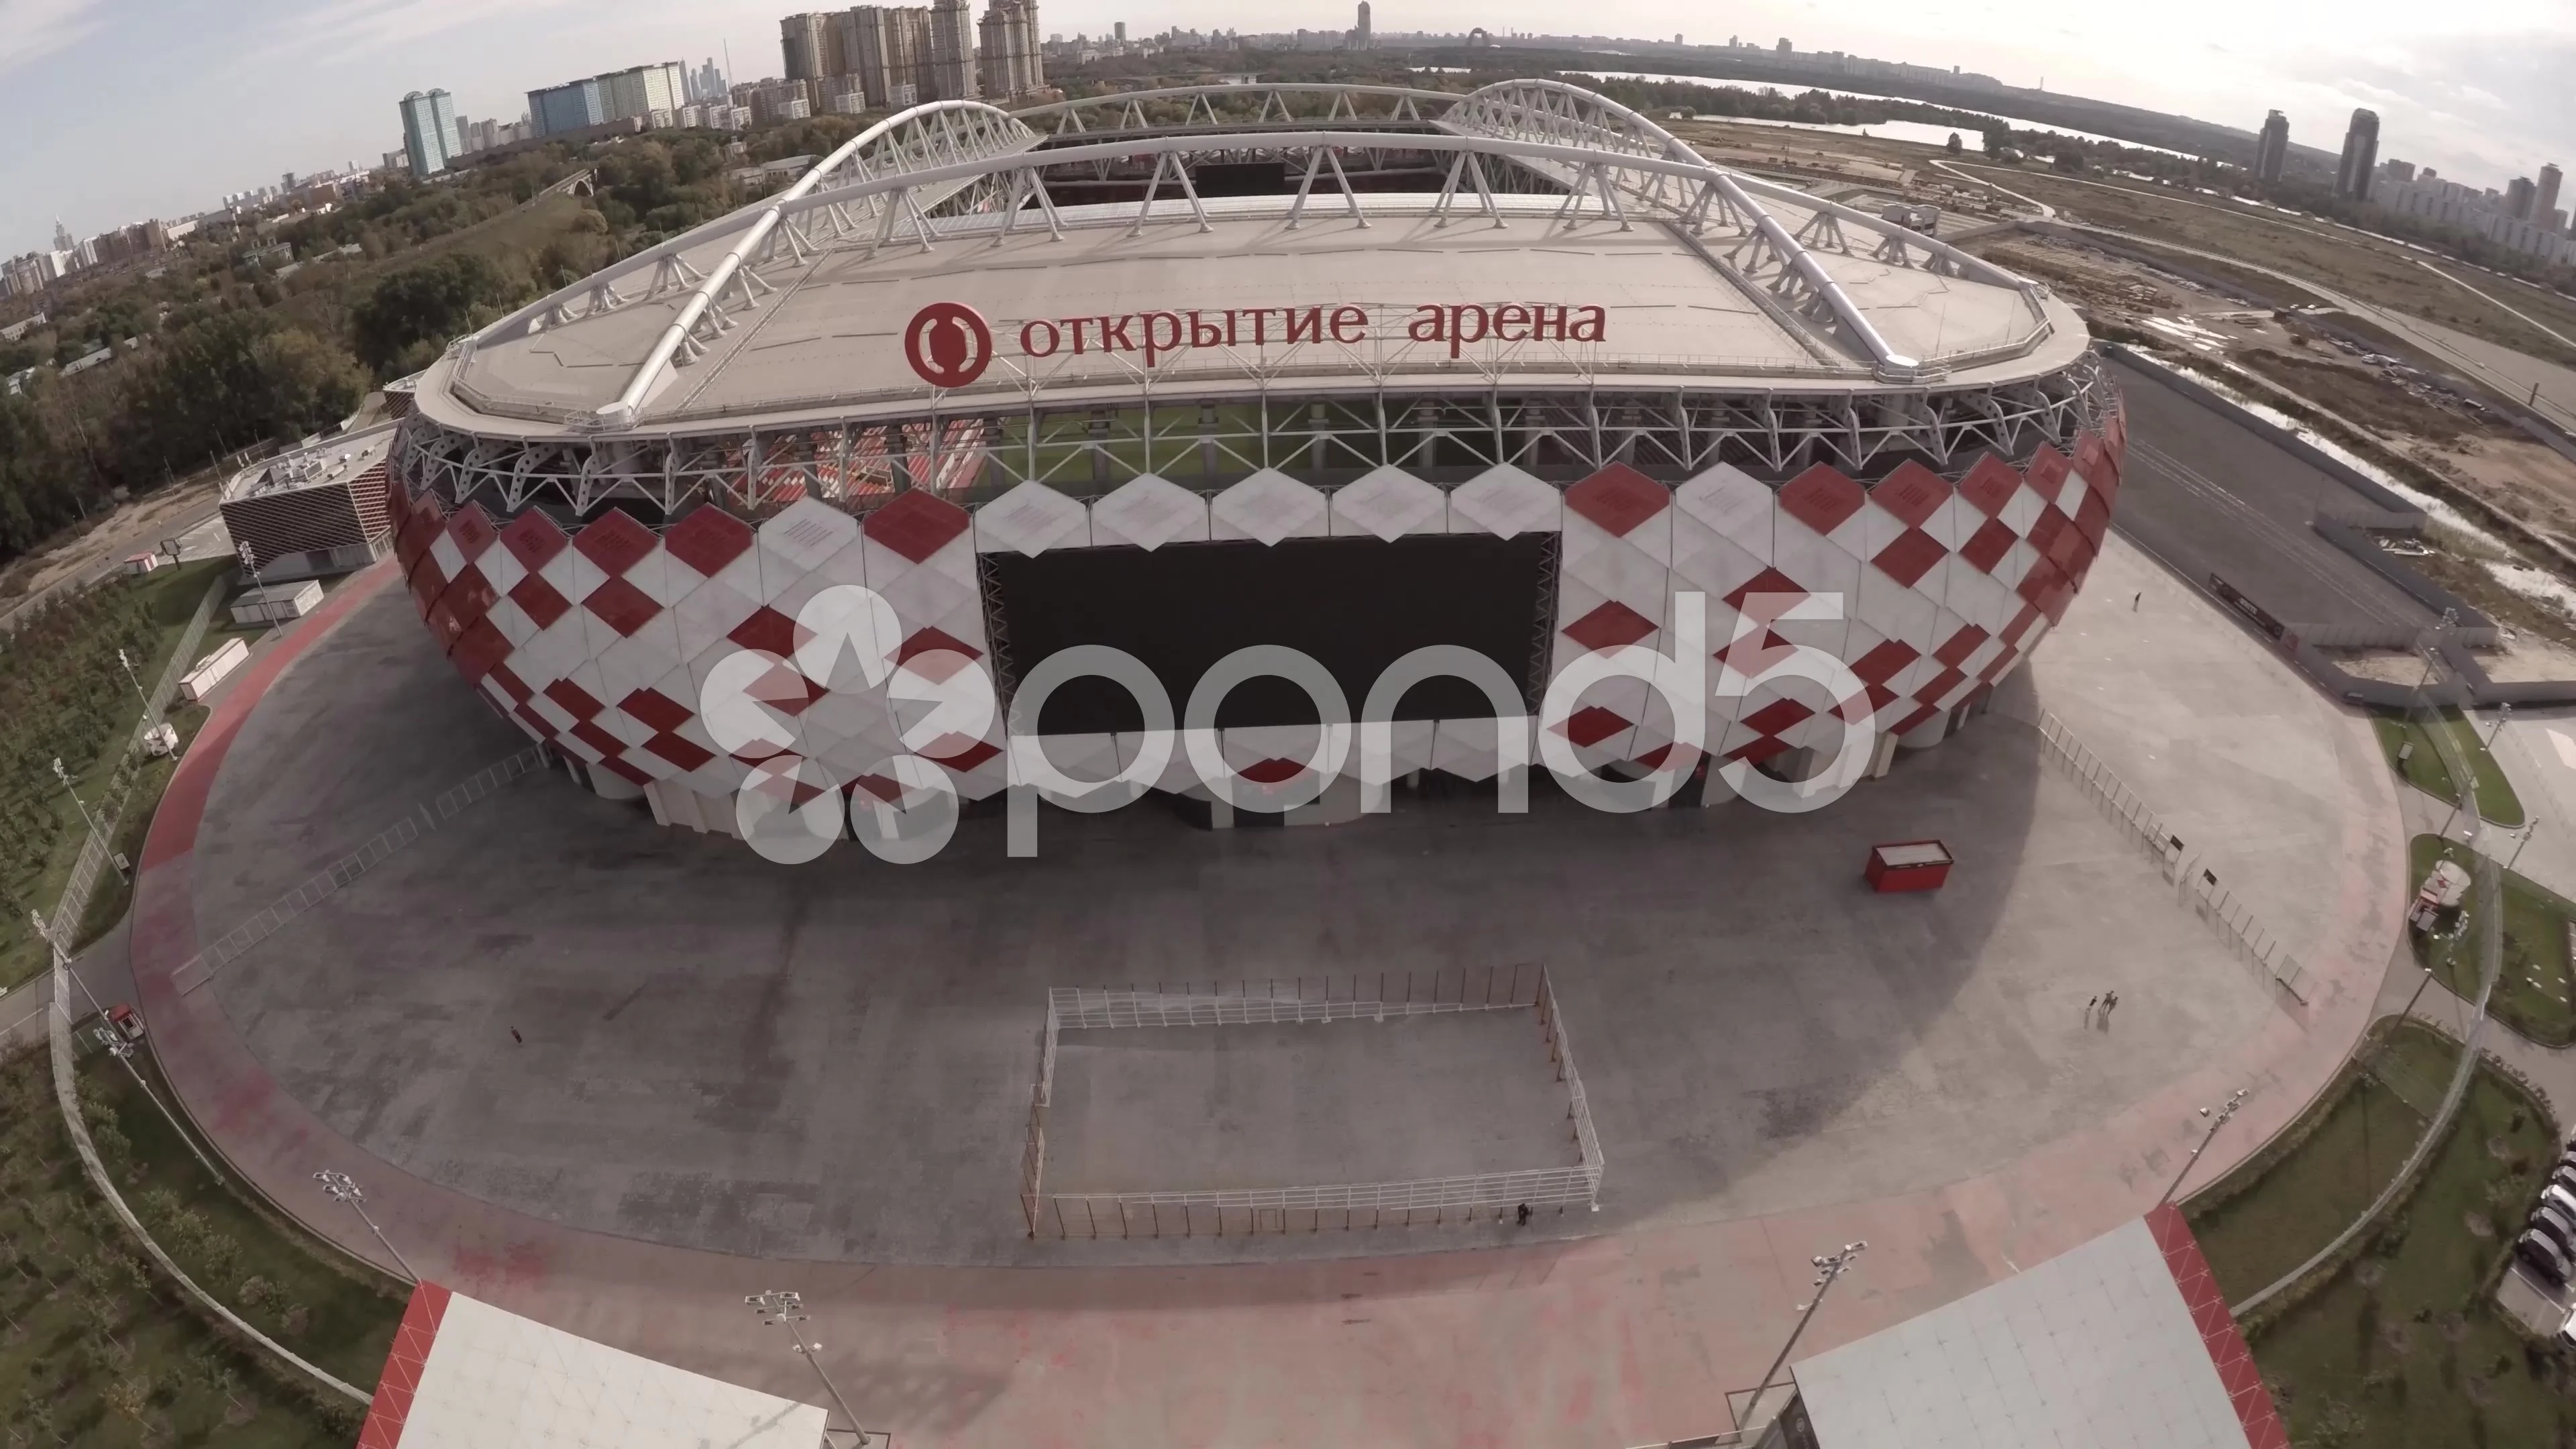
[119,550,164,576]
[358,1283,830,1449]
[230,579,325,627]
[178,637,250,702]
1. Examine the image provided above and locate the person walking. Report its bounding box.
[511,1027,523,1044]
[2085,994,2100,1020]
[2101,991,2120,1024]
[2132,591,2142,610]
[1515,1203,1532,1226]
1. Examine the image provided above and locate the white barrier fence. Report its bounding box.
[1023,967,1604,1237]
[2033,711,2308,1001]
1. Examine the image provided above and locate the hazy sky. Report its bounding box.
[3,0,2569,256]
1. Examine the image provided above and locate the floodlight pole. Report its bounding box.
[117,647,150,711]
[2160,1086,2251,1205]
[747,1290,871,1444]
[1741,1240,1865,1430]
[313,1170,418,1282]
[44,906,225,1186]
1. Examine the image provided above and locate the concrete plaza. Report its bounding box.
[128,516,2405,1443]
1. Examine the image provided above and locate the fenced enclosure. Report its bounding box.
[1020,965,1605,1238]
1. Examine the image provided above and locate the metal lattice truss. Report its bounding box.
[396,361,2114,524]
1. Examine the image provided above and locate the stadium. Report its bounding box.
[384,78,2122,837]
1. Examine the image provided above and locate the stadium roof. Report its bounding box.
[356,1282,829,1449]
[1786,1207,2286,1449]
[417,82,2084,441]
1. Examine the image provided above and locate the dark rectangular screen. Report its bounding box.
[989,535,1550,732]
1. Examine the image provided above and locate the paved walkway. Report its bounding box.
[123,539,2407,1447]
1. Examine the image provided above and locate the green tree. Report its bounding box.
[1945,132,1964,156]
[350,253,516,376]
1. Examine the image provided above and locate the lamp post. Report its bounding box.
[2160,1086,2251,1205]
[746,1290,871,1445]
[1740,1240,1866,1430]
[50,757,105,846]
[116,647,150,711]
[313,1170,417,1282]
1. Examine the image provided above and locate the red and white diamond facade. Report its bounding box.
[382,81,2121,827]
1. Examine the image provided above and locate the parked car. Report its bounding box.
[2530,1200,2576,1258]
[2518,1228,2571,1285]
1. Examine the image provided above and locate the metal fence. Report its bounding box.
[170,745,545,995]
[44,575,226,948]
[2033,710,2308,1001]
[2289,621,2501,651]
[1022,966,1604,1237]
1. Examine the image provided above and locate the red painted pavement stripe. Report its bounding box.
[356,1280,453,1449]
[2145,1203,2290,1449]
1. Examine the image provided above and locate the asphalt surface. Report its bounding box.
[2108,356,2435,633]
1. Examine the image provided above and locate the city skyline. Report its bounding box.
[0,0,2569,257]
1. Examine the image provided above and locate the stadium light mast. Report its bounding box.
[313,1170,418,1281]
[2160,1086,2251,1205]
[746,1290,873,1445]
[50,757,107,847]
[1741,1240,1865,1430]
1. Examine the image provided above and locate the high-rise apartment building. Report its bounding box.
[527,63,682,137]
[2253,110,2288,184]
[2334,109,2379,201]
[2508,176,2538,221]
[844,7,936,107]
[782,12,844,82]
[978,0,1045,99]
[529,76,606,136]
[2381,158,2417,184]
[929,0,979,100]
[2541,164,2565,228]
[1352,1,1371,48]
[398,89,458,178]
[600,62,685,122]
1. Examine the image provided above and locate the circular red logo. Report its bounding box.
[903,302,992,388]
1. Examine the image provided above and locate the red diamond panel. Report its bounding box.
[425,596,464,649]
[621,688,694,733]
[598,755,654,788]
[750,659,821,718]
[1778,464,1865,537]
[898,625,983,665]
[447,504,500,561]
[1727,735,1791,765]
[2074,489,2114,547]
[1561,705,1631,748]
[513,702,555,738]
[730,606,802,657]
[644,732,715,771]
[408,557,447,619]
[440,565,498,629]
[1892,702,1942,735]
[1741,697,1814,737]
[664,504,755,578]
[1959,517,2017,574]
[1869,461,1951,527]
[2001,602,2044,645]
[487,663,533,704]
[1933,625,1990,668]
[543,678,604,720]
[925,737,1002,771]
[583,575,663,637]
[1562,600,1660,652]
[2025,443,2071,502]
[570,718,625,759]
[2075,431,2108,487]
[1240,756,1305,785]
[1851,639,1919,685]
[2024,506,2070,561]
[1871,528,1947,588]
[500,509,570,572]
[1916,666,1967,707]
[1723,567,1808,612]
[1980,645,2021,684]
[1562,463,1670,537]
[573,508,657,577]
[1956,454,2022,517]
[864,490,972,564]
[450,618,512,682]
[509,574,570,629]
[2015,555,2067,610]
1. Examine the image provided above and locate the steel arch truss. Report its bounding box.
[394,361,2117,530]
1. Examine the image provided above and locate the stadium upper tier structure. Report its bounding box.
[385,80,2125,835]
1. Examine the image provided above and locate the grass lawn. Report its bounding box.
[0,559,233,985]
[2228,1029,2567,1446]
[0,1032,397,1446]
[2373,712,2526,828]
[2409,835,2576,1047]
[2191,1020,2450,1301]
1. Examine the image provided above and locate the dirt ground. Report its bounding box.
[0,475,225,619]
[2334,630,2576,685]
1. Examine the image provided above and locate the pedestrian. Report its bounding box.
[2102,991,2119,1023]
[1515,1203,1532,1226]
[510,1027,523,1044]
[2132,591,2142,610]
[2085,993,2099,1020]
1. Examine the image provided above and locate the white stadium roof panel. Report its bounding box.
[358,1283,828,1449]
